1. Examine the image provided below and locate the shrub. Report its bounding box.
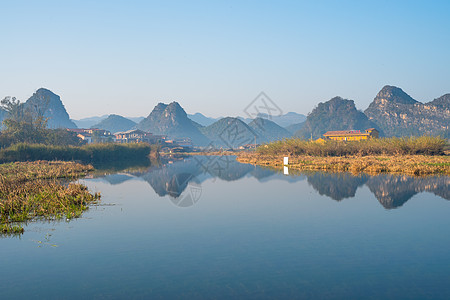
[0,143,152,163]
[256,136,447,157]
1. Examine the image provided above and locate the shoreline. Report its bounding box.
[235,152,450,176]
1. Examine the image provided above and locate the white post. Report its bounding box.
[283,157,289,175]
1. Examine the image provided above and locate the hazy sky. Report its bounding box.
[1,0,449,119]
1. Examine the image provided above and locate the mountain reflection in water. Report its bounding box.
[95,155,449,209]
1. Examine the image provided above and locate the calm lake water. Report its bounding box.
[1,156,450,299]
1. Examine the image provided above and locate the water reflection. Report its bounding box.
[92,155,449,209]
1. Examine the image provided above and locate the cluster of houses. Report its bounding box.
[68,127,380,152]
[67,128,193,150]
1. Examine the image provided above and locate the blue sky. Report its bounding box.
[1,0,449,119]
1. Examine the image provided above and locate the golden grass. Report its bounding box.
[0,161,99,234]
[237,153,450,176]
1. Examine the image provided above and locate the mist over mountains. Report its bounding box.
[1,85,449,146]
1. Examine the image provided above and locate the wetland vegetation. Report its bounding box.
[237,136,450,175]
[0,161,100,235]
[0,142,152,164]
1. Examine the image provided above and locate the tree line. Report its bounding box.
[0,96,83,148]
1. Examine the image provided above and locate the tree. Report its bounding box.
[0,96,82,148]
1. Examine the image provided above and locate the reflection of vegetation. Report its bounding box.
[93,158,151,173]
[93,155,450,210]
[1,224,24,235]
[0,161,99,235]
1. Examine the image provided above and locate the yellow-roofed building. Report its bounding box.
[323,128,379,141]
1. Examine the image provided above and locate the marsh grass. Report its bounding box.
[0,161,99,235]
[257,136,447,156]
[238,153,450,175]
[0,224,24,235]
[0,143,152,163]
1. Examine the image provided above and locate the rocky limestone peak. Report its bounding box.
[365,86,449,137]
[295,96,379,139]
[324,97,356,112]
[373,85,418,105]
[25,88,77,129]
[164,101,187,118]
[137,101,209,145]
[428,94,450,110]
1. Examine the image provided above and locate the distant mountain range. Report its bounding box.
[1,85,449,144]
[73,115,144,128]
[248,118,292,144]
[72,115,108,128]
[91,114,137,133]
[188,111,306,128]
[200,117,256,147]
[187,113,217,127]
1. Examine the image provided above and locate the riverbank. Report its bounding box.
[237,153,450,176]
[0,161,100,235]
[0,143,152,164]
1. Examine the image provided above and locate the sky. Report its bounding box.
[1,0,449,119]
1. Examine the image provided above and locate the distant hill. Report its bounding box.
[25,88,77,129]
[365,85,450,137]
[73,115,108,128]
[200,117,257,148]
[285,122,305,134]
[91,114,137,133]
[188,113,218,126]
[73,115,144,129]
[256,112,306,127]
[237,112,307,127]
[296,96,379,139]
[128,116,145,123]
[248,117,292,143]
[428,94,450,110]
[137,102,210,145]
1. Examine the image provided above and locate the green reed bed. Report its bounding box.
[0,142,152,164]
[0,161,100,235]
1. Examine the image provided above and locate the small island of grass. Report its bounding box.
[236,136,450,176]
[0,161,100,236]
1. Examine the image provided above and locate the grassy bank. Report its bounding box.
[237,137,449,176]
[237,153,450,175]
[257,136,447,156]
[0,142,151,163]
[0,161,99,235]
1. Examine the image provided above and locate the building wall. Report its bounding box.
[328,135,369,141]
